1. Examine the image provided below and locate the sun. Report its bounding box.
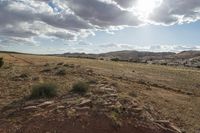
[135,0,162,19]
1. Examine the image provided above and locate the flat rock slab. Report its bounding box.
[37,101,54,108]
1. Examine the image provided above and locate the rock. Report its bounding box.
[103,101,113,106]
[44,63,50,67]
[103,94,118,98]
[24,106,37,110]
[32,76,39,81]
[79,99,92,107]
[19,74,29,78]
[24,101,38,107]
[40,68,51,73]
[155,120,170,127]
[99,87,117,93]
[155,120,170,124]
[186,91,193,95]
[37,101,54,108]
[57,62,64,65]
[11,73,29,81]
[169,124,182,133]
[75,107,90,111]
[57,105,65,109]
[155,120,182,133]
[132,107,143,113]
[115,101,122,108]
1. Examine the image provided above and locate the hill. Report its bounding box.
[62,50,200,68]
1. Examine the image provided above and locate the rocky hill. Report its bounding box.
[61,50,200,68]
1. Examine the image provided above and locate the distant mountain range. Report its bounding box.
[61,50,200,68]
[1,50,200,68]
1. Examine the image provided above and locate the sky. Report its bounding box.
[0,0,200,54]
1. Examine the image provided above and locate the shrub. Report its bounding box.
[128,91,138,97]
[111,58,120,62]
[57,62,64,66]
[44,63,50,67]
[30,83,57,99]
[55,69,66,76]
[0,57,4,68]
[71,81,89,95]
[63,64,69,67]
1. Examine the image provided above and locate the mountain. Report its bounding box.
[61,50,200,68]
[174,50,200,59]
[62,50,176,60]
[99,50,175,61]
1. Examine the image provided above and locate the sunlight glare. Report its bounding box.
[135,0,162,19]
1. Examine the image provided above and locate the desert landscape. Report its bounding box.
[1,0,200,132]
[0,52,200,133]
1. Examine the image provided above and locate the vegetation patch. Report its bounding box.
[57,62,64,66]
[0,57,4,68]
[111,58,120,62]
[108,111,122,127]
[40,68,51,73]
[128,91,138,97]
[87,79,98,84]
[55,69,66,76]
[71,81,89,95]
[30,83,57,99]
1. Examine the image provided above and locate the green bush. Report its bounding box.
[0,57,4,68]
[71,81,89,95]
[30,83,57,99]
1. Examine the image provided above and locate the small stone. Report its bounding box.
[133,107,143,113]
[115,101,122,108]
[75,107,90,111]
[24,106,37,110]
[99,87,117,93]
[37,101,54,108]
[103,94,118,98]
[57,105,65,109]
[169,124,182,133]
[155,120,170,127]
[79,99,92,107]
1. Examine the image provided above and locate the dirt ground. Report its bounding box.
[0,53,200,133]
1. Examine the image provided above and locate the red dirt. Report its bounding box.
[0,113,176,133]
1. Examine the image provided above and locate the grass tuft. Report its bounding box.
[71,81,89,95]
[0,57,4,68]
[55,69,66,76]
[30,83,57,99]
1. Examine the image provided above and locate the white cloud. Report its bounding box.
[148,0,200,25]
[0,0,200,48]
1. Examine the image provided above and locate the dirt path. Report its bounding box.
[8,54,34,65]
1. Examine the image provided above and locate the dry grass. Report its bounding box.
[0,53,200,132]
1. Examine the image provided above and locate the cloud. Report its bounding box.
[0,0,93,42]
[0,0,200,48]
[113,0,137,8]
[148,0,200,25]
[65,0,142,28]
